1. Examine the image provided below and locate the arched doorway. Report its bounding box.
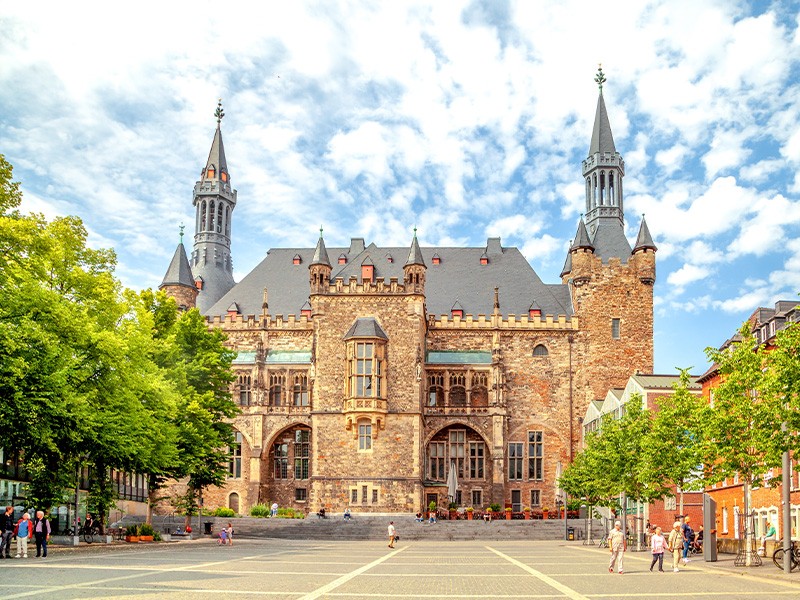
[262,424,312,509]
[228,492,240,514]
[424,424,491,511]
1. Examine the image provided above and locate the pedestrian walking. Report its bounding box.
[14,512,31,558]
[0,506,14,559]
[388,521,396,548]
[649,526,666,572]
[668,521,683,572]
[608,521,625,574]
[33,510,51,558]
[681,516,694,565]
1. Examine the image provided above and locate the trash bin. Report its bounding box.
[568,527,575,541]
[204,522,213,535]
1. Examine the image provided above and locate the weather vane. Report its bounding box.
[179,223,185,244]
[215,99,225,124]
[595,64,606,95]
[319,225,324,237]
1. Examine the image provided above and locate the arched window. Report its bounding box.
[293,374,309,406]
[449,373,466,406]
[269,373,284,406]
[225,206,231,236]
[427,372,444,407]
[471,372,488,406]
[216,203,223,233]
[228,431,242,478]
[209,201,216,232]
[200,201,207,232]
[228,492,239,513]
[533,344,549,357]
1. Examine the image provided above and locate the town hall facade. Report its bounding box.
[160,84,657,515]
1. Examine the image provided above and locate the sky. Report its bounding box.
[1,0,799,375]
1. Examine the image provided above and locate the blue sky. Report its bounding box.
[1,1,799,375]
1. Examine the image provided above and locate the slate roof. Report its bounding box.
[590,218,633,262]
[311,233,331,266]
[571,220,594,251]
[160,243,195,289]
[631,373,701,390]
[205,124,228,178]
[343,317,389,340]
[633,216,657,252]
[205,238,573,319]
[589,93,616,155]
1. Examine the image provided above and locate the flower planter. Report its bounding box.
[505,511,512,520]
[139,535,154,542]
[466,511,473,520]
[542,511,549,520]
[125,536,140,543]
[523,511,531,520]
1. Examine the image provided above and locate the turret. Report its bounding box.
[159,226,198,310]
[190,100,237,313]
[403,227,426,294]
[631,215,657,286]
[309,227,332,294]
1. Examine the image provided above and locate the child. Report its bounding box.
[650,526,666,572]
[218,529,228,545]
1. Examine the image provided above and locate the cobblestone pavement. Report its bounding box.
[0,539,799,599]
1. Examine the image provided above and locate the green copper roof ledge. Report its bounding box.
[266,350,312,364]
[426,350,492,365]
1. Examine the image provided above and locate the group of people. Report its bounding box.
[218,522,234,546]
[0,506,52,559]
[608,516,702,574]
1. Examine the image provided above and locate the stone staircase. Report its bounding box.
[190,514,605,542]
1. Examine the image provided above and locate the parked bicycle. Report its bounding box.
[82,522,102,544]
[772,540,800,571]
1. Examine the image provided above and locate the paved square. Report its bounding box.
[0,539,798,599]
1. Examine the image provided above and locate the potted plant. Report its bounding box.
[138,523,155,542]
[448,502,458,520]
[523,507,531,520]
[125,525,139,543]
[466,507,474,520]
[542,506,549,520]
[504,507,513,520]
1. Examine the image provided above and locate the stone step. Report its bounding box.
[173,515,605,542]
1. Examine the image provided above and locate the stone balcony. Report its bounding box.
[343,397,388,434]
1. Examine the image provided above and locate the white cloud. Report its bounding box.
[667,264,711,288]
[655,144,688,175]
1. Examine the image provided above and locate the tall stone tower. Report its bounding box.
[562,68,656,401]
[191,101,237,313]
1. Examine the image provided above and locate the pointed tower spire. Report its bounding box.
[191,100,237,313]
[311,226,331,266]
[571,218,595,252]
[159,238,198,310]
[405,226,425,267]
[582,67,631,261]
[632,215,657,253]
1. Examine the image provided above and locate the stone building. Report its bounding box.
[160,82,657,515]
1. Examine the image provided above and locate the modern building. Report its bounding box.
[160,78,657,515]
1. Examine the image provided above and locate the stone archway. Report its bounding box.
[261,424,312,510]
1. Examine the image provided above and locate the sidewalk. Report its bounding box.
[694,552,800,583]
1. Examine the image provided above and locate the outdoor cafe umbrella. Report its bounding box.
[447,461,458,502]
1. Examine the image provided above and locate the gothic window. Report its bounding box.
[528,431,543,480]
[508,442,523,480]
[449,373,466,406]
[358,420,372,451]
[200,201,207,232]
[216,204,223,233]
[469,441,485,479]
[228,431,242,478]
[471,372,488,406]
[293,374,309,406]
[533,344,548,357]
[429,442,445,480]
[294,430,310,479]
[237,374,251,406]
[273,442,289,479]
[427,372,444,406]
[349,342,383,398]
[209,200,216,231]
[269,373,284,406]
[612,318,621,339]
[449,430,466,477]
[225,206,231,236]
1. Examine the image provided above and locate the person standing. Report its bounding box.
[668,521,683,572]
[388,521,396,548]
[681,516,694,565]
[0,507,14,558]
[225,522,234,546]
[33,511,51,558]
[15,512,31,558]
[608,521,625,574]
[649,526,666,572]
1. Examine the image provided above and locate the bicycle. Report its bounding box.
[597,533,609,548]
[82,523,101,544]
[772,540,800,571]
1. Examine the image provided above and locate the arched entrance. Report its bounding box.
[262,424,312,510]
[228,492,240,513]
[424,424,491,511]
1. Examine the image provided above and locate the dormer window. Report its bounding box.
[227,302,240,317]
[206,165,216,179]
[338,253,347,265]
[480,252,489,265]
[195,276,204,290]
[293,254,302,265]
[432,253,441,265]
[300,301,312,318]
[361,258,374,283]
[529,301,542,319]
[385,253,393,263]
[221,171,228,182]
[451,301,464,319]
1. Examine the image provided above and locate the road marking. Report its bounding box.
[487,546,590,600]
[298,546,408,600]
